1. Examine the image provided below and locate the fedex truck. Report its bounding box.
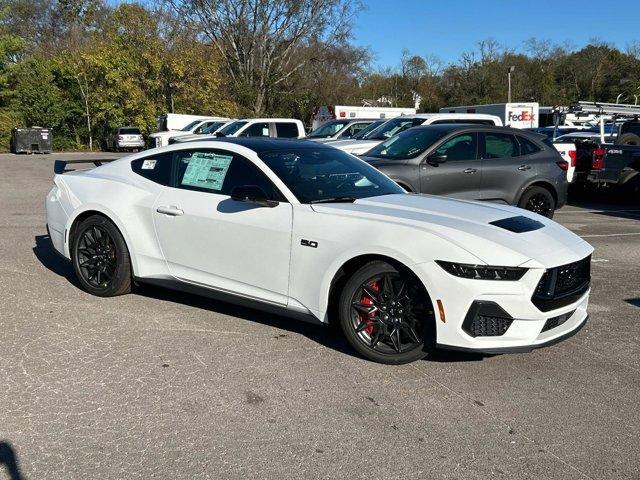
[440,103,539,129]
[311,105,416,131]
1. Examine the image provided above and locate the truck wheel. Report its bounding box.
[518,186,555,218]
[616,133,640,146]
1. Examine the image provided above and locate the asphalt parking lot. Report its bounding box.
[1,152,639,480]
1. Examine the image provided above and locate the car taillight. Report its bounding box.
[568,150,577,167]
[339,111,346,117]
[556,160,568,171]
[592,147,605,170]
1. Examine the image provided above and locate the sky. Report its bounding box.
[353,0,640,68]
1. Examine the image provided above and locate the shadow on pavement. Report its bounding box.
[625,298,640,308]
[0,442,24,480]
[33,233,487,364]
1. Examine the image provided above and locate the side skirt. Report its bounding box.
[135,276,327,327]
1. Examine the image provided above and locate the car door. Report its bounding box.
[152,148,293,305]
[479,131,533,203]
[419,132,481,199]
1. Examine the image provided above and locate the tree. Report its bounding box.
[168,0,361,115]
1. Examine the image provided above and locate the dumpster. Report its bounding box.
[10,127,52,154]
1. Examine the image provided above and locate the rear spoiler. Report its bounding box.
[54,158,117,174]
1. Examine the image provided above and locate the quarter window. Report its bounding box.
[484,133,520,158]
[131,152,173,186]
[518,136,542,155]
[434,134,477,161]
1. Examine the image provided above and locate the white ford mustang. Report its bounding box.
[46,138,593,364]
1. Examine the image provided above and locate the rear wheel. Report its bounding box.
[72,215,132,297]
[518,186,555,218]
[338,261,434,364]
[616,132,640,146]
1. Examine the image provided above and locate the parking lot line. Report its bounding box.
[557,208,640,214]
[580,232,640,238]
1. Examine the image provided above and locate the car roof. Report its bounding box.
[408,124,546,139]
[198,137,331,152]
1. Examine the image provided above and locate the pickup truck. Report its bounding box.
[559,121,640,187]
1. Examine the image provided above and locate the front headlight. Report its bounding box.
[436,261,527,281]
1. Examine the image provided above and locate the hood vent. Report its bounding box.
[490,216,544,233]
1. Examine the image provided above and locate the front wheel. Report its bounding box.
[518,186,555,218]
[338,261,434,364]
[72,215,132,297]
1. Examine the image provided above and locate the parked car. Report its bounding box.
[306,118,379,143]
[149,118,230,148]
[106,127,145,152]
[47,138,592,364]
[175,118,305,142]
[360,124,568,218]
[167,120,234,145]
[330,113,503,155]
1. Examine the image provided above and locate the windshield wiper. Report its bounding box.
[310,196,357,204]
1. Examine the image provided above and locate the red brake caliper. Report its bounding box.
[359,281,378,335]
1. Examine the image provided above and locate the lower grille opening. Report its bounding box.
[542,310,576,332]
[463,301,514,337]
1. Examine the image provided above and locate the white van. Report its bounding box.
[440,103,539,129]
[311,106,416,131]
[331,113,503,155]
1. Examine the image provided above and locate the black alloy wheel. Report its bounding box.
[339,261,434,364]
[72,215,132,297]
[518,186,556,219]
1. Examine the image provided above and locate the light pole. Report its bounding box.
[507,66,515,103]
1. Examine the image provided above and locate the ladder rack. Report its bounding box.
[570,101,640,117]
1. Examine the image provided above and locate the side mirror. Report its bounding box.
[426,154,447,166]
[231,185,279,208]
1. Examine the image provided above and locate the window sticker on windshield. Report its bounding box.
[181,152,233,191]
[142,159,156,170]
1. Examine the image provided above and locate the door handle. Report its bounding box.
[156,205,184,216]
[518,164,532,171]
[463,168,477,174]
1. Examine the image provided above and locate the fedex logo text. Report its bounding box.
[508,111,536,122]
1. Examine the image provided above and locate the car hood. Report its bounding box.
[330,139,383,154]
[311,194,592,268]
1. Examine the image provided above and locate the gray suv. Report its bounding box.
[360,124,568,218]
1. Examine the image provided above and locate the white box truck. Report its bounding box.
[439,103,539,129]
[311,105,416,131]
[156,113,219,132]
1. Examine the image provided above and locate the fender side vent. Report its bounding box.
[490,216,545,233]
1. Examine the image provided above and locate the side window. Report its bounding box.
[174,149,283,200]
[484,133,520,159]
[340,122,369,138]
[275,122,300,138]
[193,122,210,134]
[240,122,270,137]
[434,134,477,161]
[518,136,542,155]
[131,152,173,186]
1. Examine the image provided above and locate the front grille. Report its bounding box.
[532,256,591,312]
[462,301,513,337]
[542,310,575,332]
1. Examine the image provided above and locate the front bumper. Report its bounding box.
[413,259,590,354]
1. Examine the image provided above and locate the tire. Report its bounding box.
[338,260,434,364]
[518,186,556,219]
[72,215,132,297]
[616,133,640,146]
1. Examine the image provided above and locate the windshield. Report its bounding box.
[217,120,248,136]
[366,117,425,140]
[180,120,205,132]
[201,121,227,134]
[259,148,404,203]
[308,120,350,138]
[366,128,448,159]
[352,120,386,139]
